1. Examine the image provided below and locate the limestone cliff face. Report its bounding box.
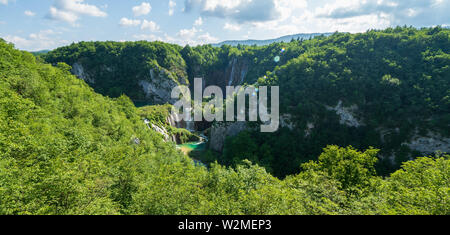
[209,122,249,152]
[325,100,363,127]
[71,60,188,105]
[204,58,250,91]
[404,132,450,154]
[71,62,95,84]
[139,66,184,105]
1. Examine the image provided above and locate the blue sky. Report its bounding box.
[0,0,449,51]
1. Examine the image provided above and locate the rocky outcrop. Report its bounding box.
[280,114,296,131]
[139,67,185,105]
[404,132,450,154]
[326,100,362,127]
[305,122,315,137]
[205,58,250,92]
[209,122,249,152]
[227,58,249,86]
[71,62,95,84]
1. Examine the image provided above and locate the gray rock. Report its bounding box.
[71,62,95,84]
[139,68,181,105]
[209,122,249,152]
[404,132,450,154]
[326,100,362,127]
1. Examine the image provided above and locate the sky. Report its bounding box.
[0,0,449,51]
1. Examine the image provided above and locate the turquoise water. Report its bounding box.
[178,141,207,167]
[178,142,206,151]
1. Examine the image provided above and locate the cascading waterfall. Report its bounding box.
[228,58,237,86]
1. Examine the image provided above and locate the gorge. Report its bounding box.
[1,27,449,215]
[41,27,450,177]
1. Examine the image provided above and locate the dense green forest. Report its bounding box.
[42,27,450,178]
[210,27,450,177]
[44,41,188,101]
[1,27,449,215]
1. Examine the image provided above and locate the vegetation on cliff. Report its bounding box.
[1,27,449,215]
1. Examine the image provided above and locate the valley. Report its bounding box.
[42,27,450,177]
[0,26,449,215]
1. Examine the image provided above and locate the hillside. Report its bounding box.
[222,26,450,177]
[212,33,334,47]
[43,27,450,177]
[1,28,449,215]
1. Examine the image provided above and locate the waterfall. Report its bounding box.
[186,121,195,132]
[228,58,237,86]
[145,119,171,142]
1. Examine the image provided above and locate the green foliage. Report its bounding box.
[43,41,187,104]
[1,28,449,215]
[379,155,449,215]
[301,146,379,194]
[138,104,199,144]
[224,26,450,176]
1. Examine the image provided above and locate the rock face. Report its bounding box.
[404,132,450,154]
[205,58,250,92]
[139,67,185,105]
[209,122,249,152]
[71,62,95,84]
[305,122,315,137]
[70,60,187,105]
[280,114,296,131]
[326,100,362,127]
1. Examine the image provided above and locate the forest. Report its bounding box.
[0,27,449,215]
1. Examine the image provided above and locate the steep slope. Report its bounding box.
[0,38,449,215]
[42,27,450,178]
[0,39,199,214]
[43,41,189,105]
[223,27,450,177]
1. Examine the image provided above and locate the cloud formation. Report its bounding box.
[3,29,68,51]
[132,2,151,16]
[316,0,450,27]
[184,0,307,23]
[194,17,203,26]
[47,0,107,25]
[25,10,36,16]
[119,18,141,27]
[223,22,241,31]
[169,0,176,16]
[141,20,160,31]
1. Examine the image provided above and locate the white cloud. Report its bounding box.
[119,18,141,27]
[172,26,218,45]
[133,2,151,16]
[169,0,176,16]
[185,0,307,23]
[197,33,219,43]
[315,0,450,27]
[24,10,36,17]
[3,30,68,51]
[141,20,160,31]
[47,0,107,25]
[0,0,8,5]
[224,22,241,31]
[194,17,203,26]
[177,27,199,38]
[133,34,162,41]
